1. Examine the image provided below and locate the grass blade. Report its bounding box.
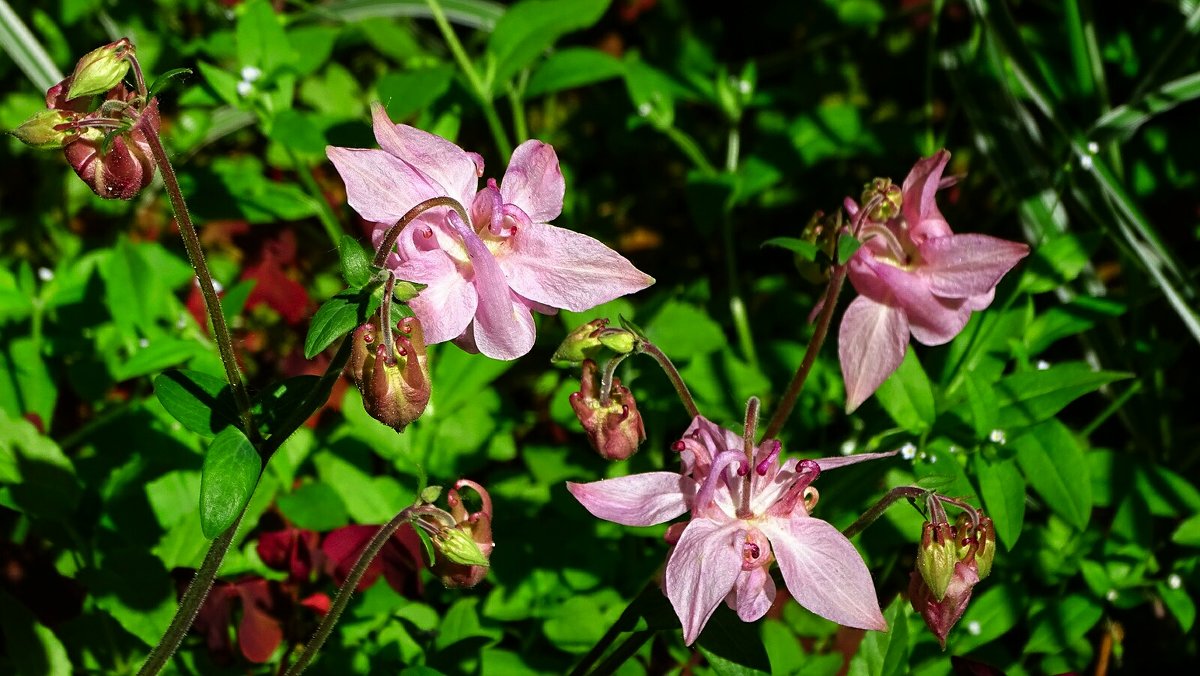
[0,0,63,91]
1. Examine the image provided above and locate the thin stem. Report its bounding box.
[508,69,530,142]
[599,352,631,406]
[263,336,355,456]
[569,579,655,676]
[591,631,654,676]
[662,125,716,175]
[424,0,513,158]
[136,512,243,676]
[762,268,847,440]
[635,340,700,419]
[127,52,147,99]
[284,507,417,675]
[841,486,926,539]
[144,122,254,438]
[380,273,397,361]
[373,196,470,268]
[291,152,344,247]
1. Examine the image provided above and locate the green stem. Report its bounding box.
[143,120,254,438]
[136,512,243,676]
[372,196,470,268]
[292,152,344,247]
[508,69,530,142]
[841,486,927,539]
[590,631,654,676]
[569,579,655,676]
[761,266,847,440]
[662,125,716,175]
[636,340,700,419]
[424,0,513,158]
[283,506,416,675]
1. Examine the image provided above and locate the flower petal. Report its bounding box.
[449,214,536,360]
[326,147,438,224]
[567,472,695,526]
[732,565,776,622]
[901,149,953,244]
[762,517,887,631]
[849,253,970,346]
[370,102,482,209]
[501,140,565,223]
[838,295,909,412]
[498,221,654,312]
[665,516,745,645]
[394,248,477,345]
[918,233,1029,299]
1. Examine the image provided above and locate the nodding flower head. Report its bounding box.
[569,359,646,461]
[419,480,494,589]
[348,315,430,430]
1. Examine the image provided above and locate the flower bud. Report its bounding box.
[598,329,637,355]
[63,94,160,200]
[860,177,902,222]
[569,359,646,461]
[9,110,76,149]
[974,516,995,580]
[429,480,493,588]
[916,521,959,601]
[348,315,431,430]
[66,38,134,100]
[552,318,609,365]
[909,561,980,649]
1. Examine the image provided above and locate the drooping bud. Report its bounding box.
[428,480,493,588]
[348,315,431,430]
[569,359,646,461]
[916,521,959,601]
[66,38,134,100]
[61,89,160,200]
[552,318,609,365]
[9,110,76,149]
[860,177,903,222]
[909,561,980,649]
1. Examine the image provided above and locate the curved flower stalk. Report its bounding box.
[327,104,654,360]
[838,150,1029,411]
[567,416,895,645]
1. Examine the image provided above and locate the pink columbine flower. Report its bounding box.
[327,104,654,360]
[838,150,1029,411]
[567,416,893,645]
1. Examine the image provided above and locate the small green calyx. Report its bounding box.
[66,38,134,101]
[436,528,490,567]
[10,110,76,149]
[916,521,959,601]
[552,318,609,365]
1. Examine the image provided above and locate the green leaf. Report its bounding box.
[1024,594,1103,653]
[645,300,726,360]
[953,583,1022,653]
[761,237,820,261]
[1013,419,1091,530]
[0,590,72,676]
[695,606,771,675]
[975,454,1026,548]
[376,66,456,120]
[525,47,624,97]
[304,289,378,359]
[1018,233,1098,294]
[1158,580,1196,632]
[836,233,862,264]
[237,0,296,79]
[339,235,374,289]
[0,409,79,521]
[846,597,909,676]
[993,362,1130,428]
[485,0,611,93]
[147,67,194,100]
[113,338,203,381]
[269,109,327,156]
[1092,71,1200,140]
[199,427,261,539]
[155,370,239,438]
[874,350,936,433]
[101,236,154,334]
[277,481,349,531]
[1024,297,1125,356]
[297,0,505,31]
[1172,513,1200,547]
[962,373,998,441]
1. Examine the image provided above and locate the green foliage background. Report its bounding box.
[2,0,1199,673]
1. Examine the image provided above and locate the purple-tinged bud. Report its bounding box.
[860,177,903,222]
[63,94,159,200]
[429,480,493,588]
[348,315,431,430]
[569,359,646,461]
[552,318,609,365]
[974,516,995,579]
[909,561,980,649]
[9,110,77,149]
[917,521,959,601]
[66,38,134,100]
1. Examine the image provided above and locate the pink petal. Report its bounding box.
[813,450,899,471]
[761,517,887,631]
[449,214,536,360]
[566,472,696,526]
[918,234,1030,299]
[901,150,953,244]
[396,249,477,345]
[732,564,776,622]
[326,147,440,224]
[498,221,654,312]
[664,516,745,645]
[370,103,482,209]
[838,295,909,412]
[501,140,565,223]
[848,253,970,346]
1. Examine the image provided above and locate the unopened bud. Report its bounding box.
[598,329,637,355]
[62,92,159,200]
[348,315,431,430]
[552,318,609,365]
[909,561,980,649]
[974,516,995,580]
[860,177,902,222]
[419,485,443,504]
[569,359,646,461]
[917,521,959,601]
[428,480,493,588]
[66,38,134,100]
[10,110,76,148]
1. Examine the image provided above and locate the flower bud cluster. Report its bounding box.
[413,480,494,588]
[348,315,431,431]
[9,38,159,200]
[910,505,995,648]
[569,359,646,461]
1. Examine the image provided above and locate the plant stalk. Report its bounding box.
[636,340,700,419]
[373,196,470,268]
